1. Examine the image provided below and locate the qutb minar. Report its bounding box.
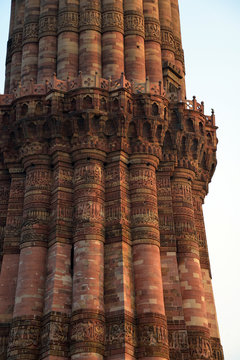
[0,0,224,359]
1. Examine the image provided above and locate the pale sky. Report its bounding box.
[0,1,239,359]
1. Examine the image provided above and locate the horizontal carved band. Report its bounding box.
[161,28,175,52]
[11,30,23,54]
[102,10,124,33]
[188,332,212,359]
[168,329,189,351]
[79,9,102,32]
[39,15,57,38]
[106,314,137,347]
[124,11,145,37]
[211,337,224,360]
[137,314,169,358]
[70,312,105,354]
[41,312,69,353]
[58,11,79,34]
[8,317,41,355]
[23,22,39,44]
[0,324,10,358]
[144,17,161,43]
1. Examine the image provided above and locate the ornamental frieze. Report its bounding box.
[138,323,168,346]
[71,319,105,344]
[102,10,124,33]
[74,164,104,185]
[79,9,102,32]
[8,324,40,350]
[131,208,159,227]
[144,17,161,43]
[161,29,175,51]
[124,11,145,37]
[58,11,79,34]
[168,330,189,351]
[39,15,57,38]
[106,320,137,346]
[41,321,68,347]
[75,201,104,223]
[188,335,212,359]
[11,30,23,54]
[23,22,39,44]
[26,169,51,188]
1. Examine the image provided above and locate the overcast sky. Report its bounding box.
[0,1,239,359]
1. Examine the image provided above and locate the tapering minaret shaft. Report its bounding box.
[158,0,175,64]
[4,0,16,93]
[57,0,79,80]
[170,0,186,95]
[10,0,25,91]
[143,0,163,83]
[21,0,40,85]
[79,0,102,76]
[124,0,146,83]
[102,0,125,80]
[38,0,58,83]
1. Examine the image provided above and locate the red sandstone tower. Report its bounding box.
[0,1,223,359]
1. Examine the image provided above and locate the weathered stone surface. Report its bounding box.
[0,1,223,359]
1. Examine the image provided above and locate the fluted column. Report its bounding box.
[171,168,212,360]
[10,0,25,92]
[156,163,189,359]
[129,154,169,360]
[102,0,124,80]
[38,0,58,83]
[192,181,224,360]
[105,152,136,359]
[158,0,175,64]
[8,148,51,359]
[57,0,79,80]
[79,0,102,76]
[70,150,106,360]
[124,0,146,83]
[21,0,40,85]
[42,141,73,359]
[143,0,163,83]
[4,0,16,93]
[0,164,23,359]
